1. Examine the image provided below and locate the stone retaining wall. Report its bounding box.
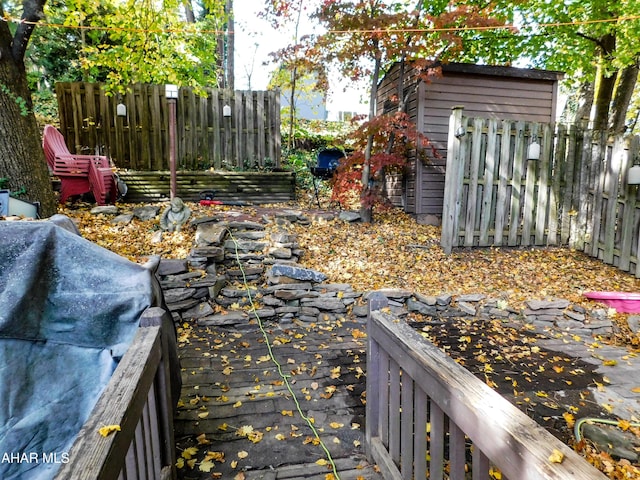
[157,212,614,339]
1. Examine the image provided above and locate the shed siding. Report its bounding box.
[377,63,561,219]
[418,72,558,216]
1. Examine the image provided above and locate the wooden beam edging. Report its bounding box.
[365,302,607,480]
[54,324,164,480]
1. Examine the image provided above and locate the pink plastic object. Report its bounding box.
[583,291,640,313]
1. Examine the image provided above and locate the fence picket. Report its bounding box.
[508,122,526,246]
[536,123,553,244]
[479,119,498,245]
[494,120,512,246]
[522,123,539,246]
[464,117,484,246]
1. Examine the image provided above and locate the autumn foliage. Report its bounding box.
[330,111,432,208]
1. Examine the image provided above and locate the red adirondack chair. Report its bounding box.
[42,125,117,205]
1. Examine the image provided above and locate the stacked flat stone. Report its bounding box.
[153,211,613,339]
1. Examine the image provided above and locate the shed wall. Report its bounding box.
[377,64,561,220]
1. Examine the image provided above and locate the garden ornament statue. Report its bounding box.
[160,197,191,232]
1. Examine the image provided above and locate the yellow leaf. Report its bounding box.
[198,411,209,419]
[205,451,225,462]
[315,459,328,466]
[602,359,617,366]
[218,423,229,431]
[329,422,344,429]
[562,412,575,428]
[631,387,640,393]
[548,449,564,464]
[248,430,264,443]
[275,433,286,440]
[233,401,242,408]
[98,424,121,437]
[199,460,215,472]
[535,391,548,398]
[182,447,199,459]
[231,460,238,468]
[281,410,294,417]
[196,433,211,445]
[238,451,249,459]
[237,425,254,436]
[618,419,631,431]
[176,457,185,469]
[235,473,246,480]
[603,403,614,413]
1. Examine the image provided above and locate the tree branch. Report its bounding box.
[11,0,46,62]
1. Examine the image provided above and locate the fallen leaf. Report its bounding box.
[181,447,199,459]
[237,451,249,459]
[549,449,564,464]
[199,460,215,472]
[98,424,121,437]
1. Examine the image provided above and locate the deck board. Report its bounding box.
[174,317,383,479]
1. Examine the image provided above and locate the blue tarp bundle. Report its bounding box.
[0,220,163,480]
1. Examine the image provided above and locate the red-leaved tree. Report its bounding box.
[271,0,505,221]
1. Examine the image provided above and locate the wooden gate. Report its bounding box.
[441,107,640,278]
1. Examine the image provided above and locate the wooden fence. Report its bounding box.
[366,295,607,480]
[441,107,640,278]
[54,308,176,480]
[55,83,281,171]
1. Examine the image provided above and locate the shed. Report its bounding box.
[377,62,564,224]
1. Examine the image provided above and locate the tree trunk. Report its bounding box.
[0,24,57,217]
[608,62,639,134]
[572,80,594,124]
[360,52,381,223]
[591,33,616,130]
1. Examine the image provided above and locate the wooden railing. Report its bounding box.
[54,307,176,480]
[365,294,607,480]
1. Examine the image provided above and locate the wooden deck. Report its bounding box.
[174,314,384,480]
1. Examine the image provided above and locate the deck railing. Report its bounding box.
[54,307,176,480]
[365,294,607,480]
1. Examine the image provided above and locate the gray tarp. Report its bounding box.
[0,220,167,480]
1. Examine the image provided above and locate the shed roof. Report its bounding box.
[439,62,565,82]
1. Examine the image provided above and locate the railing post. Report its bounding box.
[365,293,388,462]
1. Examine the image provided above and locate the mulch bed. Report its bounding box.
[405,312,609,445]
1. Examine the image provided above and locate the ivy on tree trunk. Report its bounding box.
[0,0,57,217]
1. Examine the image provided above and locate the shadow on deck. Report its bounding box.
[174,314,383,480]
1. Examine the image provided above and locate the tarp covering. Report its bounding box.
[0,221,164,480]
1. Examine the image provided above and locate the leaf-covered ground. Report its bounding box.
[58,199,640,478]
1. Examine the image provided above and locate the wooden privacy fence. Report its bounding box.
[55,83,281,171]
[54,308,176,480]
[366,295,607,480]
[441,107,640,278]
